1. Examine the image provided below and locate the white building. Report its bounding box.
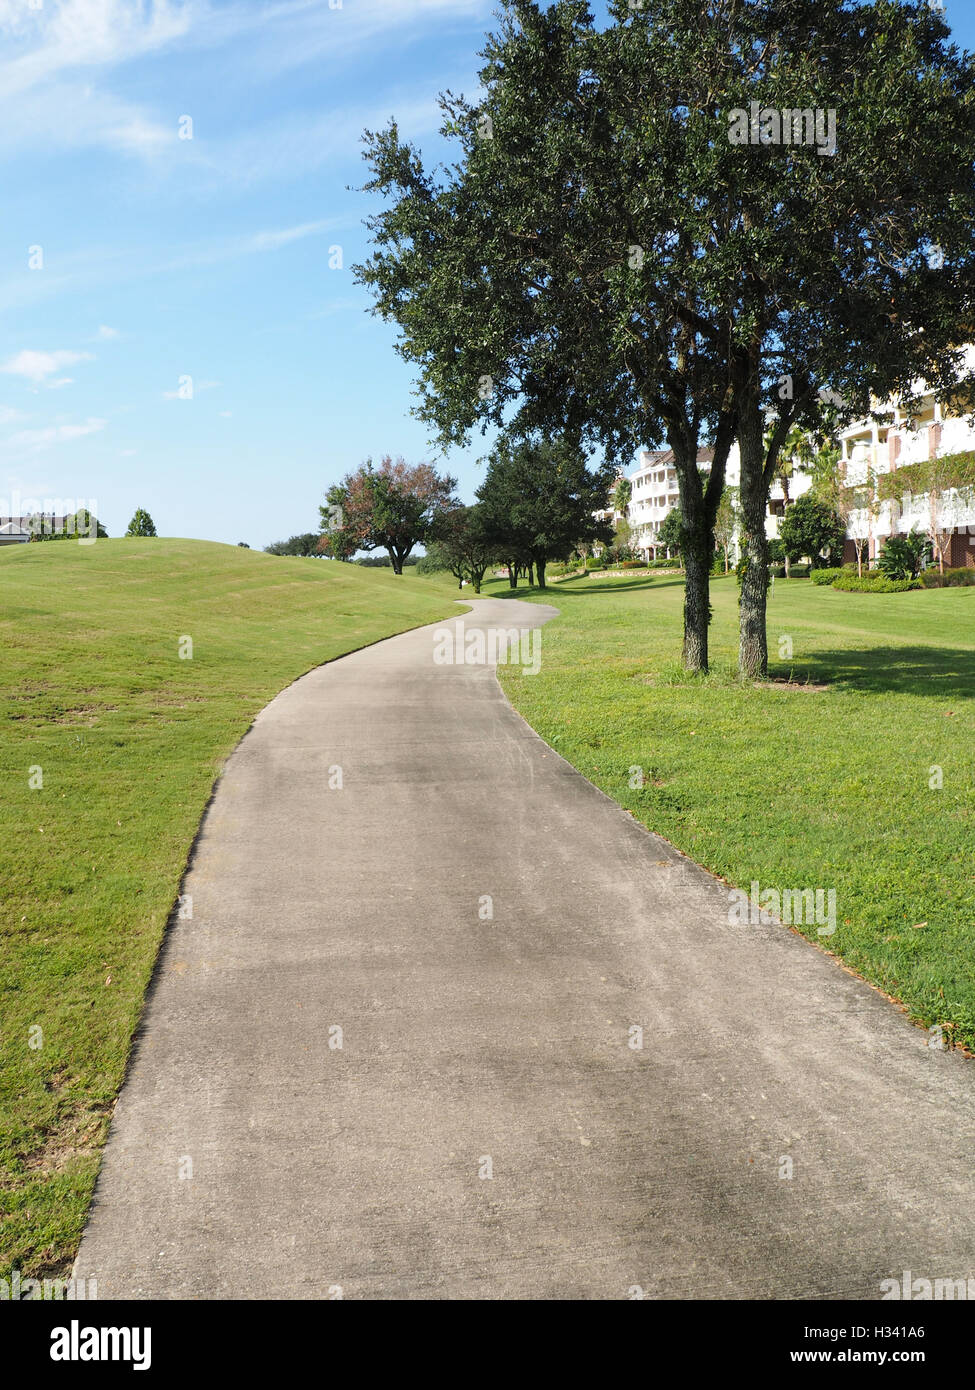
[838,347,975,567]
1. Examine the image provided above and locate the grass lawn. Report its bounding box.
[0,539,461,1280]
[489,571,975,1055]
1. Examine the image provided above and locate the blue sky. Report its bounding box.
[2,0,973,548]
[0,0,501,546]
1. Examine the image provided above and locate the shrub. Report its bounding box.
[811,566,845,586]
[586,557,606,571]
[649,556,680,568]
[831,573,920,592]
[919,566,975,588]
[620,558,645,570]
[878,530,931,580]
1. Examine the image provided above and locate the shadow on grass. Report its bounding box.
[775,645,975,698]
[488,574,680,599]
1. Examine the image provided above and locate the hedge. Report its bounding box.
[919,566,975,588]
[831,573,920,592]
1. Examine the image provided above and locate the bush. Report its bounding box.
[878,530,931,580]
[831,573,920,592]
[770,563,811,578]
[811,566,846,586]
[648,556,680,568]
[620,558,645,570]
[586,557,606,571]
[919,566,975,588]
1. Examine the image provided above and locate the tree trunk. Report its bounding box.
[738,410,770,679]
[526,562,535,586]
[681,530,710,670]
[508,562,518,589]
[535,556,547,589]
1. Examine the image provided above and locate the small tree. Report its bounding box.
[779,495,845,570]
[836,468,876,579]
[657,508,684,565]
[428,504,497,592]
[713,487,739,573]
[126,509,157,537]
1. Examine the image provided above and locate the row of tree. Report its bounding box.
[20,509,156,540]
[351,0,975,675]
[317,442,613,588]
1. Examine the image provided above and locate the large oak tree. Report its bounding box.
[355,0,975,672]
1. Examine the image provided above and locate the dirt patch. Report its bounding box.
[18,1101,112,1175]
[754,679,829,693]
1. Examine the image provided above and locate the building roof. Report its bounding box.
[637,447,715,470]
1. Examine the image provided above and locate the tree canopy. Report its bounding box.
[475,437,613,589]
[125,509,157,538]
[319,456,458,572]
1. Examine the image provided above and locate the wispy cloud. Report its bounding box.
[0,348,94,384]
[5,417,107,452]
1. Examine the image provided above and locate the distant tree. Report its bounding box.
[779,495,845,570]
[265,533,321,557]
[428,504,498,592]
[320,456,457,573]
[476,437,612,590]
[237,541,250,548]
[28,509,108,541]
[713,487,739,573]
[126,509,157,537]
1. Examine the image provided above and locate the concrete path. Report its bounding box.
[76,599,975,1299]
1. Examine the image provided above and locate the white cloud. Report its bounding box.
[0,349,94,384]
[6,417,107,451]
[95,324,120,339]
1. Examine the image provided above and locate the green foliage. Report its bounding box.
[876,450,975,503]
[426,503,497,592]
[831,574,920,593]
[125,509,157,538]
[811,566,847,586]
[779,495,845,568]
[475,436,612,587]
[878,531,931,581]
[657,508,683,555]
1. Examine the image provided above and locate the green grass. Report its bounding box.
[492,571,975,1054]
[0,539,462,1280]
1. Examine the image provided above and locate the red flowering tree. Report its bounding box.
[319,456,458,572]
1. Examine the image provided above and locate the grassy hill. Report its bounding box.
[0,538,460,1280]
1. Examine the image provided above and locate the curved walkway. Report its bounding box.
[76,599,975,1299]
